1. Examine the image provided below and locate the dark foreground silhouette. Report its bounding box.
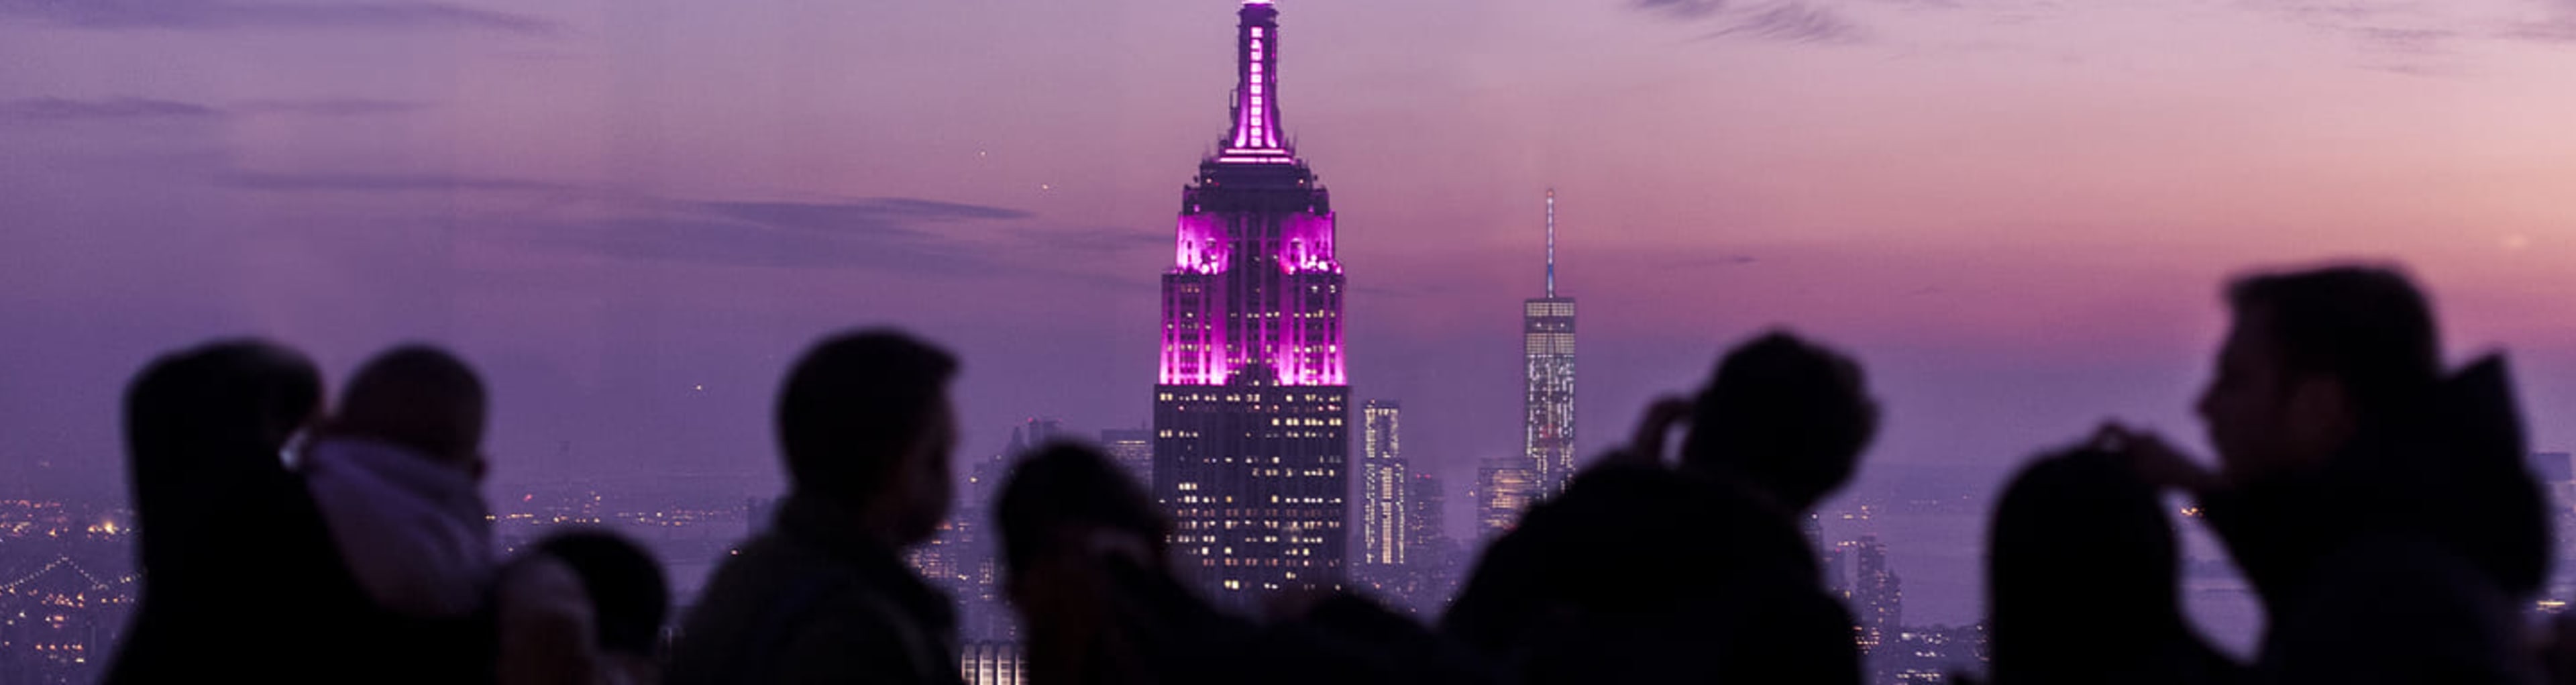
[101,264,2571,685]
[665,330,966,685]
[1984,447,2242,685]
[1445,331,1875,685]
[2086,266,2553,685]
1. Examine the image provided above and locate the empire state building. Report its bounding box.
[1152,0,1350,609]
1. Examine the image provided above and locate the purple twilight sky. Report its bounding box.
[5,0,2576,575]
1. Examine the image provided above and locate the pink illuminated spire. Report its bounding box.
[1161,0,1342,388]
[1227,0,1286,152]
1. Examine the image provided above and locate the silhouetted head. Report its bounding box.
[775,329,960,546]
[123,339,326,576]
[996,442,1167,584]
[1678,331,1878,511]
[126,339,327,484]
[2198,266,2438,483]
[995,443,1167,685]
[533,530,669,657]
[1988,450,2188,680]
[332,344,489,472]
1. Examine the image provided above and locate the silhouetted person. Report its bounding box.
[1444,330,1877,685]
[500,530,672,685]
[2108,265,2549,684]
[998,443,1484,685]
[998,442,1199,685]
[665,329,964,685]
[108,340,352,682]
[1984,447,2241,685]
[305,344,496,618]
[300,344,502,682]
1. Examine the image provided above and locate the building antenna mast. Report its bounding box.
[1545,188,1557,298]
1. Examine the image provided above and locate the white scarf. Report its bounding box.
[302,437,496,617]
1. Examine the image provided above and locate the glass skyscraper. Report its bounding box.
[1359,400,1407,572]
[1525,189,1578,496]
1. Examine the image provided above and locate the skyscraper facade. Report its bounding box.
[1402,471,1456,614]
[1524,190,1578,496]
[1849,535,1902,658]
[1476,458,1538,537]
[1152,0,1350,610]
[959,641,1027,685]
[1101,427,1153,485]
[1012,417,1069,453]
[953,419,1066,641]
[1403,472,1447,569]
[1359,400,1407,572]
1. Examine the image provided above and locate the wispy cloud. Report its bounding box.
[1706,2,1872,44]
[507,198,1039,272]
[1653,254,1763,268]
[0,0,561,36]
[696,199,1030,230]
[2500,18,2576,44]
[2225,0,2553,73]
[1008,225,1169,256]
[4,97,433,123]
[2352,25,2457,54]
[237,99,433,117]
[1860,0,1966,9]
[510,217,986,272]
[1633,0,1730,19]
[2359,60,2463,77]
[1,97,221,121]
[204,164,1091,276]
[222,170,570,193]
[2237,0,2412,28]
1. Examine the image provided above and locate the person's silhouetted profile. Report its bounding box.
[998,442,1484,685]
[1985,447,2242,685]
[1443,330,1877,685]
[665,329,964,685]
[998,442,1196,685]
[2104,265,2550,684]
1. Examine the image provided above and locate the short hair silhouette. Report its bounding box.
[1988,450,2204,682]
[335,344,487,464]
[774,329,959,499]
[122,339,329,575]
[533,530,669,655]
[2225,265,2438,421]
[996,441,1167,576]
[1679,331,1877,509]
[127,339,326,459]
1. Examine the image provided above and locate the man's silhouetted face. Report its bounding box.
[2198,308,2352,483]
[890,394,959,546]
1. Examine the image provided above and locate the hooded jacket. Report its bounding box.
[301,436,496,618]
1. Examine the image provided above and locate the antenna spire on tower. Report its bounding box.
[1545,188,1557,298]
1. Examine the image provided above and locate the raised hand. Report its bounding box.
[2089,422,2222,493]
[1603,396,1694,468]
